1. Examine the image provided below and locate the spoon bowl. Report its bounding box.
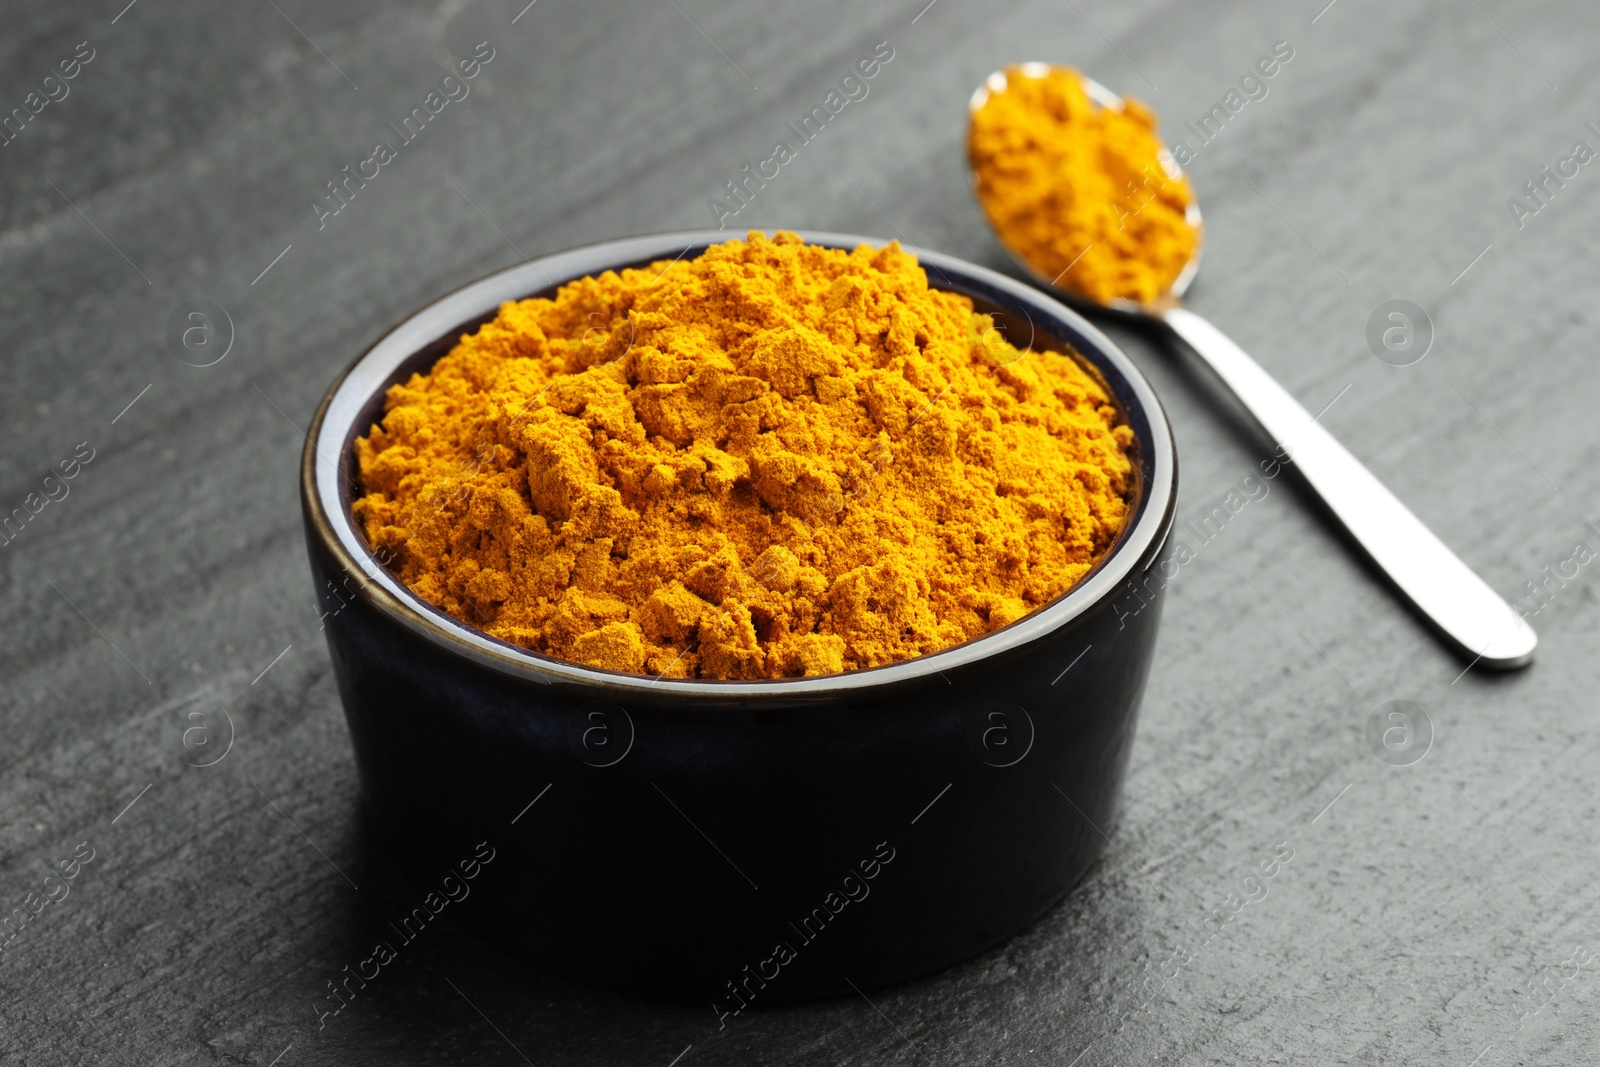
[966,63,1538,670]
[968,63,1203,317]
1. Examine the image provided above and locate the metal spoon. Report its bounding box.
[968,64,1536,670]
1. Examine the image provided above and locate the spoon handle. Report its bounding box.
[1161,307,1536,670]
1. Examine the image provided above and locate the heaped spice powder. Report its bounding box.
[968,65,1199,306]
[352,232,1135,679]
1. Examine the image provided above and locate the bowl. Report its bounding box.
[299,230,1177,1006]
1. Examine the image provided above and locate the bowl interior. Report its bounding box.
[307,231,1175,698]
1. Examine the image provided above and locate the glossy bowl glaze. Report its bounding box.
[300,230,1176,1007]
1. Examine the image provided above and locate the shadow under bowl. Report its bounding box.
[299,230,1177,1006]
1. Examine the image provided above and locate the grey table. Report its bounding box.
[4,0,1597,1063]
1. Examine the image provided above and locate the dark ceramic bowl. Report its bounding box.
[300,230,1176,1008]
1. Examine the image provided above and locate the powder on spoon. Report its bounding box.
[968,64,1199,306]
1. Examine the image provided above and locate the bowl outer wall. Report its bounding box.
[298,230,1178,1002]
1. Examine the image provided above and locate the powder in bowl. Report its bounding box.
[351,231,1135,679]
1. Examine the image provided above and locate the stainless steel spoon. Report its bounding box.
[968,64,1536,670]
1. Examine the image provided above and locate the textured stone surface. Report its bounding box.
[2,0,1597,1063]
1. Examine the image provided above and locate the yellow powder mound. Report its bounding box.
[352,231,1136,679]
[968,65,1199,306]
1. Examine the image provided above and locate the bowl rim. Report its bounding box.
[300,229,1176,700]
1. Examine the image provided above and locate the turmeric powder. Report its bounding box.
[352,232,1135,679]
[968,64,1199,306]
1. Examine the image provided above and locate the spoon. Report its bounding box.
[967,64,1536,670]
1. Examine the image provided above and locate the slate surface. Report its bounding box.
[3,0,1598,1064]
